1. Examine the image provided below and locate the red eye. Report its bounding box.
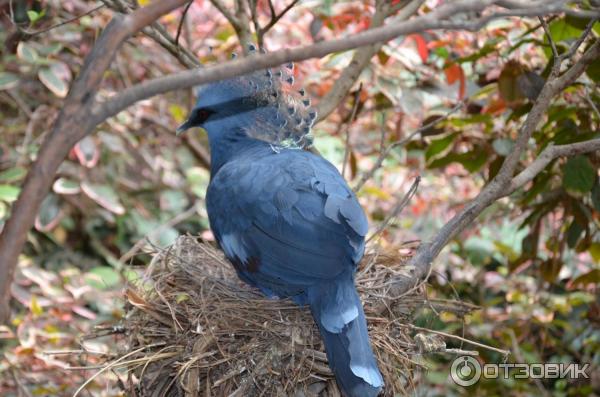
[192,108,212,125]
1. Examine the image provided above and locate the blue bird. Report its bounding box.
[177,59,384,397]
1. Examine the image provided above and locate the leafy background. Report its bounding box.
[0,0,599,395]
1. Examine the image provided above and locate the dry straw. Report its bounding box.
[91,236,478,396]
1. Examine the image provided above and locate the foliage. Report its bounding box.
[0,0,598,395]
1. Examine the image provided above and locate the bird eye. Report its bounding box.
[198,109,209,119]
[191,108,213,125]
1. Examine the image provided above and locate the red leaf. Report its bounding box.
[444,63,466,100]
[408,34,429,63]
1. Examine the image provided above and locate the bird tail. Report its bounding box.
[307,277,383,397]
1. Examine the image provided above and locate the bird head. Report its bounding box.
[177,50,316,149]
[176,77,269,135]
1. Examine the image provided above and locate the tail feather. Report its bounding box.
[308,278,383,397]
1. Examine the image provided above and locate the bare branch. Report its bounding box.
[120,203,200,264]
[315,0,425,122]
[257,0,300,46]
[354,101,464,192]
[209,0,239,29]
[538,16,559,60]
[20,4,106,37]
[584,86,600,119]
[341,84,363,178]
[93,0,576,124]
[103,0,200,68]
[509,139,600,192]
[234,0,253,51]
[562,17,597,61]
[175,1,194,49]
[380,36,600,308]
[0,0,190,324]
[367,176,421,243]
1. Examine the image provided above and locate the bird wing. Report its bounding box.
[206,148,367,293]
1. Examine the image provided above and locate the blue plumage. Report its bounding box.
[177,62,383,396]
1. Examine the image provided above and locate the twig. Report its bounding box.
[384,38,600,309]
[584,87,600,119]
[341,84,363,178]
[509,329,550,397]
[403,324,511,357]
[94,1,582,123]
[20,4,106,36]
[120,203,200,263]
[209,0,239,31]
[0,0,594,323]
[562,18,597,61]
[367,176,421,243]
[0,0,191,324]
[175,1,193,49]
[72,343,168,397]
[315,0,425,122]
[257,0,300,46]
[509,139,600,192]
[103,0,200,69]
[354,101,464,192]
[538,17,558,59]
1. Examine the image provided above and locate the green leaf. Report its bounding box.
[35,194,61,232]
[566,221,584,249]
[586,56,600,83]
[425,133,457,161]
[563,155,595,193]
[564,15,594,30]
[185,167,210,198]
[571,269,600,287]
[26,9,45,23]
[0,167,26,183]
[549,18,583,42]
[85,266,121,290]
[0,72,19,90]
[52,178,80,195]
[457,150,488,173]
[16,42,39,63]
[38,67,68,98]
[492,138,514,156]
[160,190,188,213]
[0,185,20,202]
[81,183,125,214]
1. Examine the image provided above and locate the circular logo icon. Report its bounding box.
[450,356,481,386]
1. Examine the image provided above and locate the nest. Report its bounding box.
[118,236,432,396]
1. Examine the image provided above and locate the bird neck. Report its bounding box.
[206,126,261,176]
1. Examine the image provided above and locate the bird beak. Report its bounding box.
[176,119,192,136]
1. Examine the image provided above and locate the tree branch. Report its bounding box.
[102,0,200,69]
[367,176,421,243]
[509,139,600,192]
[0,0,590,324]
[0,0,190,324]
[92,0,573,124]
[257,0,300,46]
[354,101,464,192]
[380,36,600,311]
[315,0,424,122]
